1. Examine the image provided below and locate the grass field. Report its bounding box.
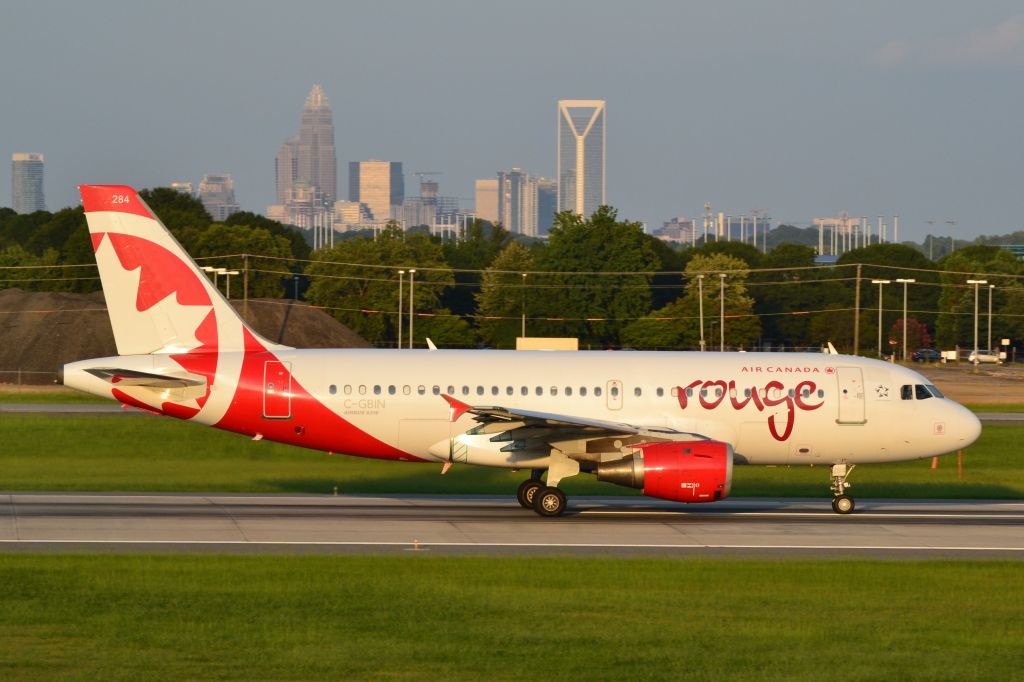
[0,390,107,404]
[0,554,1021,681]
[0,414,1021,499]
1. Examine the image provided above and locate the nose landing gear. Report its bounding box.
[830,463,856,514]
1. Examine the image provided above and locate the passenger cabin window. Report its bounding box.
[344,385,352,395]
[550,386,558,396]
[329,385,337,395]
[491,386,499,396]
[432,385,440,395]
[373,385,381,395]
[462,386,470,396]
[634,387,642,397]
[535,386,543,396]
[447,385,455,395]
[359,385,367,395]
[388,385,396,395]
[610,386,619,397]
[594,387,602,397]
[566,387,573,397]
[417,385,425,395]
[521,386,528,396]
[580,387,588,397]
[915,384,932,400]
[506,386,513,396]
[901,385,913,400]
[656,388,664,398]
[476,386,484,396]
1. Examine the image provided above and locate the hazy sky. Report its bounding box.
[2,1,1022,242]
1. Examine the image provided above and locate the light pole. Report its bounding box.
[967,279,987,358]
[987,284,995,352]
[925,220,936,260]
[871,279,890,358]
[397,270,405,350]
[719,273,727,352]
[697,275,705,352]
[408,268,416,349]
[220,269,239,299]
[293,274,299,301]
[201,266,219,291]
[895,278,915,361]
[521,273,527,338]
[946,220,957,253]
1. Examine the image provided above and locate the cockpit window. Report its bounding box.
[915,384,932,400]
[900,385,913,400]
[927,384,945,399]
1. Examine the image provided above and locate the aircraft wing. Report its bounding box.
[440,394,709,446]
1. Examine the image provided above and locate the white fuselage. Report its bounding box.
[65,349,982,469]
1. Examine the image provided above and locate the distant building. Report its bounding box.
[197,174,240,221]
[557,100,605,217]
[537,176,556,235]
[275,136,298,204]
[475,179,499,223]
[170,181,193,196]
[349,160,403,221]
[653,217,697,244]
[11,152,45,214]
[297,85,337,205]
[497,169,538,237]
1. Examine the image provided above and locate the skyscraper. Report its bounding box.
[11,153,45,214]
[497,169,538,237]
[275,136,298,204]
[536,177,557,235]
[557,100,605,217]
[474,179,499,223]
[349,161,404,221]
[297,85,337,206]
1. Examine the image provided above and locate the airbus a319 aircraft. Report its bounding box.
[64,185,982,516]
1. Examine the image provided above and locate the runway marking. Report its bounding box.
[0,539,1022,552]
[578,510,1024,520]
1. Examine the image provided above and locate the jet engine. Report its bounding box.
[596,440,733,503]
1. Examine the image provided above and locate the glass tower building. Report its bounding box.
[297,85,337,206]
[11,153,45,214]
[557,100,605,217]
[348,160,404,221]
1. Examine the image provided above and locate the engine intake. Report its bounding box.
[597,440,733,503]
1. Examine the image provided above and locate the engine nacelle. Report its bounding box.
[596,440,733,503]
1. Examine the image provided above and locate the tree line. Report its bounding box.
[2,189,1023,353]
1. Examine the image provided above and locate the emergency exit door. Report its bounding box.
[835,367,866,424]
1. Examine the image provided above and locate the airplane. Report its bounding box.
[63,184,982,517]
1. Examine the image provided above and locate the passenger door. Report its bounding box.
[835,367,866,424]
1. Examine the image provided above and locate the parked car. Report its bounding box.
[968,349,1003,365]
[911,348,942,363]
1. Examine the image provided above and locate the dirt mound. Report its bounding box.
[0,289,369,385]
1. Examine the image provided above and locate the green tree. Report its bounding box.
[935,246,1021,349]
[139,188,212,235]
[179,223,296,299]
[304,228,455,346]
[441,220,512,318]
[475,242,534,347]
[622,253,761,349]
[534,207,657,345]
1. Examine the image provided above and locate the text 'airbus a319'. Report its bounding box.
[64,185,982,516]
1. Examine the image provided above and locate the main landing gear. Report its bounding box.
[516,469,569,517]
[830,463,856,514]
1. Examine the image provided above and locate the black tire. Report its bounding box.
[533,486,567,517]
[516,479,543,509]
[831,495,855,514]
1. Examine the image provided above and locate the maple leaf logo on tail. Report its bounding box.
[79,185,290,417]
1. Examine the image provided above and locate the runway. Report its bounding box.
[1,493,1022,558]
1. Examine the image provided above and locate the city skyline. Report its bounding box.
[11,152,45,214]
[1,2,1023,242]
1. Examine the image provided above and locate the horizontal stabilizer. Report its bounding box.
[84,367,206,389]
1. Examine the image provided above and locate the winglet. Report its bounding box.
[826,342,839,355]
[441,394,472,422]
[426,338,437,351]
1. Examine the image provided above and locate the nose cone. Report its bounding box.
[954,403,982,449]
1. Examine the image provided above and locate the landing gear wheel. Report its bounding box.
[532,486,567,517]
[516,479,544,509]
[832,495,855,515]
